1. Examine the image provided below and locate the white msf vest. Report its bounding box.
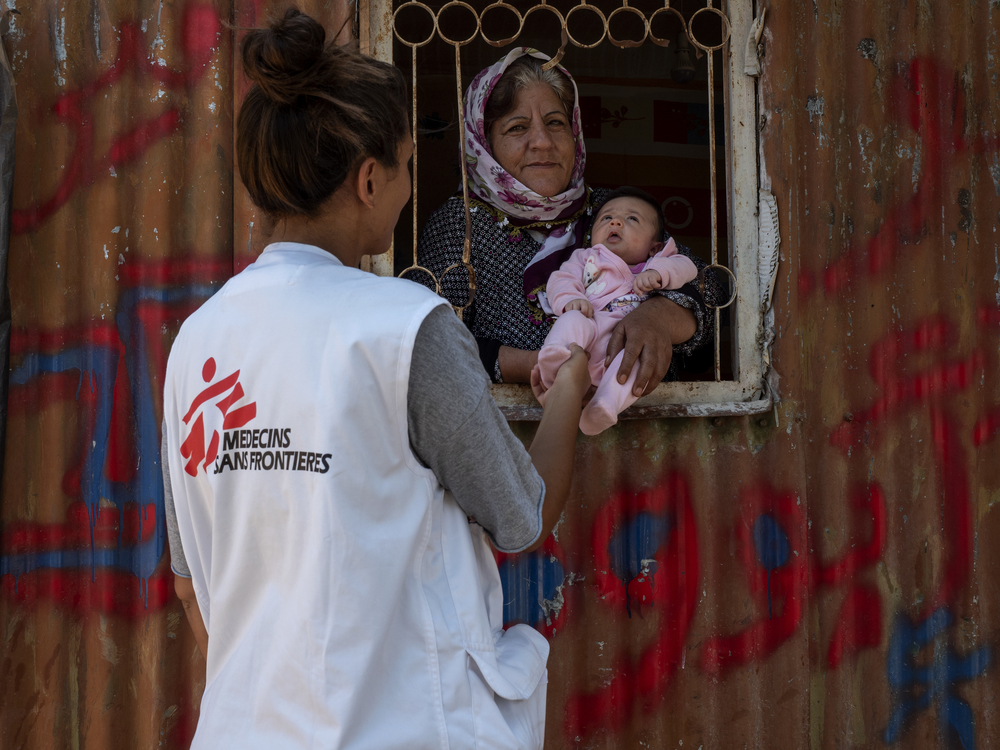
[163,243,549,750]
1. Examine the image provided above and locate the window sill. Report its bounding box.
[491,382,772,421]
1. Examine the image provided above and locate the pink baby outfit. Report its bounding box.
[539,239,698,434]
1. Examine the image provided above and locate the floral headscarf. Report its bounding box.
[463,48,591,311]
[464,47,586,218]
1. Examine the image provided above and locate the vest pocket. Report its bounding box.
[466,627,548,750]
[465,623,548,701]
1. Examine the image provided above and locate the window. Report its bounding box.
[359,0,775,419]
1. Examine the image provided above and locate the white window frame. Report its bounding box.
[360,0,774,420]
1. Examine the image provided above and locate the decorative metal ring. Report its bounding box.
[688,6,731,52]
[392,1,438,48]
[440,261,477,311]
[436,0,481,46]
[700,263,737,309]
[564,4,608,49]
[647,6,686,48]
[398,265,441,295]
[606,6,649,49]
[480,2,524,47]
[522,4,566,34]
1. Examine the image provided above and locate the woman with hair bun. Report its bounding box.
[161,9,589,749]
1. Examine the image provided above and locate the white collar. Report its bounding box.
[259,242,343,265]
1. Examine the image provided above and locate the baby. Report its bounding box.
[537,187,698,435]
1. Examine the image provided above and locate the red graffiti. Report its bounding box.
[799,58,998,297]
[814,486,886,588]
[12,4,220,234]
[2,259,224,617]
[821,307,981,617]
[972,408,1000,447]
[117,257,232,287]
[815,486,886,666]
[702,482,885,675]
[3,502,155,553]
[10,322,120,357]
[830,315,984,451]
[826,585,882,668]
[700,485,807,674]
[975,303,1000,331]
[1,569,174,620]
[565,473,699,738]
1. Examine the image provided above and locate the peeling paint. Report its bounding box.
[857,38,878,65]
[98,619,119,665]
[90,0,102,60]
[53,10,67,87]
[806,95,824,123]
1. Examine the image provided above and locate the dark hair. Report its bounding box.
[236,8,409,219]
[598,186,666,238]
[483,56,575,143]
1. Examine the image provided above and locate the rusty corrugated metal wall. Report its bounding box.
[2,1,998,748]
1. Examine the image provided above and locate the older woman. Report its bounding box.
[418,48,722,393]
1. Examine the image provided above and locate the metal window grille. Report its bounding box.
[360,0,772,419]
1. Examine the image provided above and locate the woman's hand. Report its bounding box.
[605,296,696,397]
[552,344,592,394]
[530,344,591,405]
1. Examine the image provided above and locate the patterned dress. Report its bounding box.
[416,187,726,381]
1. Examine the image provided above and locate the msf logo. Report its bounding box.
[180,357,257,476]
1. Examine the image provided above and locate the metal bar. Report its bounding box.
[715,306,721,381]
[412,43,418,269]
[366,0,395,278]
[454,41,472,323]
[705,1,722,381]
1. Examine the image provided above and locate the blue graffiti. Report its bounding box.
[1,282,218,605]
[608,511,672,617]
[498,552,566,630]
[753,514,790,619]
[883,608,992,749]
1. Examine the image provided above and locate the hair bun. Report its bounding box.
[242,8,326,105]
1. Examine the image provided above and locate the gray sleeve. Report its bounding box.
[408,305,544,553]
[161,421,191,578]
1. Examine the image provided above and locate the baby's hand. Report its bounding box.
[565,298,594,318]
[633,269,663,295]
